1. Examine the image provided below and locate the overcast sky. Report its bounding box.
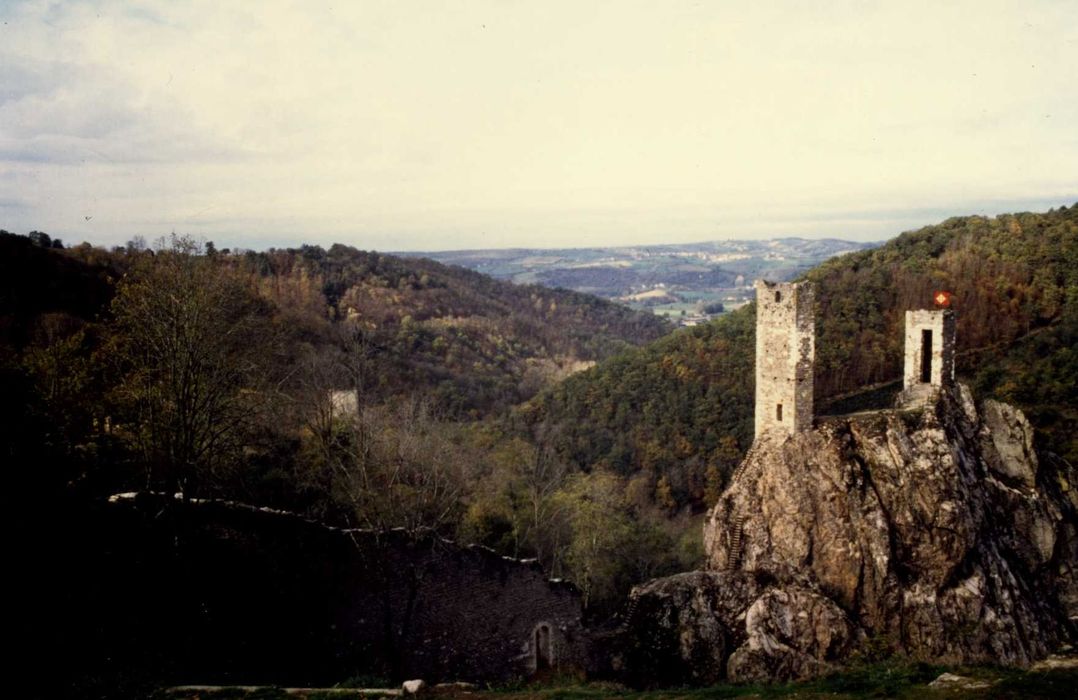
[1,1,1075,251]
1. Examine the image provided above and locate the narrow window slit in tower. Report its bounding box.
[775,291,782,303]
[776,403,783,422]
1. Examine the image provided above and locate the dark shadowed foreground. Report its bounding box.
[19,494,587,697]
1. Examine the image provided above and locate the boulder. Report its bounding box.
[619,571,761,686]
[928,672,992,690]
[727,587,861,683]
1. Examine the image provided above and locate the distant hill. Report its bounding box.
[412,238,876,324]
[525,204,1078,510]
[236,244,671,414]
[417,238,873,292]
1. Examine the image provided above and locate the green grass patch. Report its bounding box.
[154,662,1078,700]
[484,661,1078,700]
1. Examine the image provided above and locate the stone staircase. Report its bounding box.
[725,513,748,572]
[619,593,640,630]
[726,442,759,490]
[719,441,760,573]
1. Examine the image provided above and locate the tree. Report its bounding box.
[110,235,275,497]
[22,313,95,451]
[126,235,147,253]
[654,475,676,512]
[512,422,570,566]
[551,470,633,610]
[316,396,468,536]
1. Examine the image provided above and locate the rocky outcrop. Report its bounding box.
[726,586,862,683]
[616,571,762,686]
[620,572,863,685]
[625,386,1076,683]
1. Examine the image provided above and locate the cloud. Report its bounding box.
[0,196,31,214]
[0,0,1075,249]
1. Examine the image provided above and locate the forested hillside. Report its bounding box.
[1,234,668,417]
[1,231,680,626]
[239,244,671,415]
[521,308,755,511]
[527,203,1078,509]
[4,203,1076,633]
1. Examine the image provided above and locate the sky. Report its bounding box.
[1,1,1076,252]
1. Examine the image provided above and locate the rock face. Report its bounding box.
[625,386,1076,683]
[617,571,762,687]
[726,586,862,683]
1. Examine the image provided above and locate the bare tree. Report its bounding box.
[339,323,379,403]
[324,396,467,536]
[292,343,348,453]
[515,422,570,567]
[110,235,274,497]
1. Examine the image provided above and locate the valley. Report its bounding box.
[413,238,874,325]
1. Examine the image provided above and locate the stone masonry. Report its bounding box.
[754,280,814,439]
[902,309,956,394]
[93,495,588,685]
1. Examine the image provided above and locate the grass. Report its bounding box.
[482,660,1078,700]
[154,659,1078,700]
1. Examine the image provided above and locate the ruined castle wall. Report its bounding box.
[754,280,814,438]
[903,309,955,390]
[76,497,587,686]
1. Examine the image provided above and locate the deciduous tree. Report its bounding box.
[110,235,275,497]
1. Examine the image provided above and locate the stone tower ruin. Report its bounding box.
[902,309,956,393]
[754,280,814,439]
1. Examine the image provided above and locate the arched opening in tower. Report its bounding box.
[920,329,933,383]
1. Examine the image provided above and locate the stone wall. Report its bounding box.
[62,496,587,688]
[754,280,814,438]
